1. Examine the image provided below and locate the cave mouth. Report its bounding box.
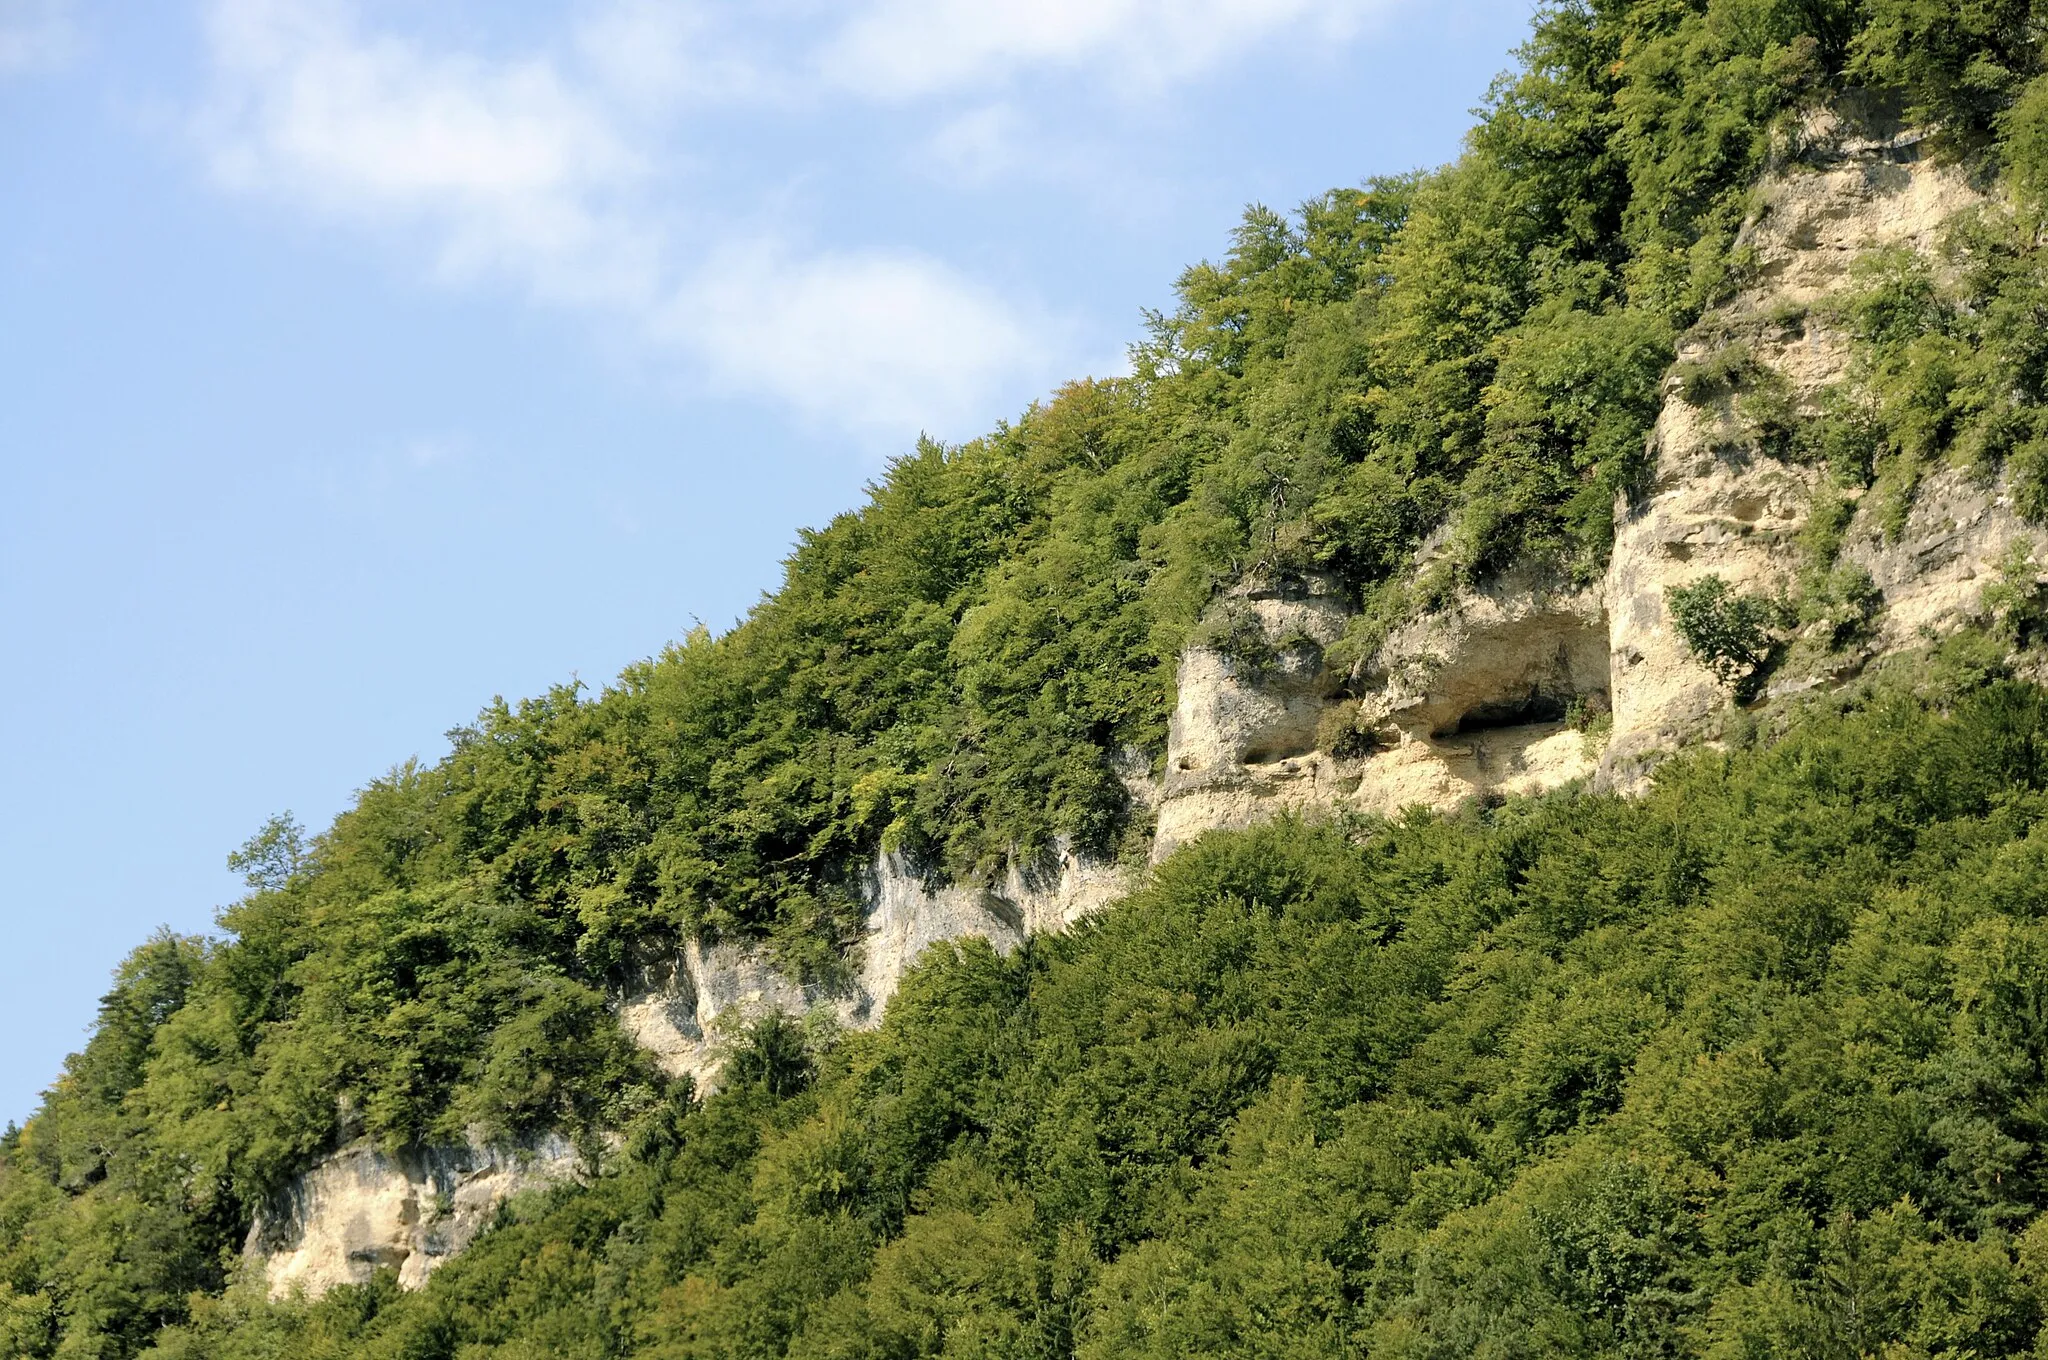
[1452,690,1572,734]
[1409,610,1613,740]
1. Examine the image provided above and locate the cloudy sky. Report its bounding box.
[0,0,1535,1122]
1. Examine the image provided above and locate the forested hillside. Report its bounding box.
[17,0,2048,1354]
[47,661,2048,1357]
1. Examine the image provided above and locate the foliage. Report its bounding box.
[1984,542,2048,646]
[19,0,2048,1352]
[1825,205,2048,534]
[1667,574,1792,694]
[27,668,2048,1359]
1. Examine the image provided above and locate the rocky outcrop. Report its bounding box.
[616,841,1133,1093]
[1157,101,2041,820]
[1598,102,1997,786]
[1153,573,1357,859]
[1151,566,1612,852]
[245,1133,581,1300]
[616,939,844,1093]
[1847,464,2046,649]
[260,836,1135,1300]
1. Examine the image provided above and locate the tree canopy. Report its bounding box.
[18,0,2048,1353]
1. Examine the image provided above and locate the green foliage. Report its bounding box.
[227,814,305,893]
[1826,204,2048,533]
[1675,339,1766,406]
[45,674,2048,1359]
[1851,0,2048,139]
[723,1013,817,1101]
[24,1,2048,1353]
[1984,541,2048,646]
[1667,574,1793,693]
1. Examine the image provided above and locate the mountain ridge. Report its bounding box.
[19,0,2048,1352]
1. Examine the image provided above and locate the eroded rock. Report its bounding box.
[1600,105,2018,787]
[616,840,1134,1094]
[246,1134,581,1300]
[1154,567,1612,852]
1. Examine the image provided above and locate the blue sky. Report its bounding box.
[0,0,1536,1125]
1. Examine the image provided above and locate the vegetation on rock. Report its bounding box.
[15,0,2048,1354]
[1666,575,1792,696]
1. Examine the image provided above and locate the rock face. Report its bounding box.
[261,840,1134,1300]
[1151,564,1615,853]
[616,939,841,1093]
[1598,103,1999,787]
[1848,465,2046,649]
[252,103,2048,1299]
[246,1134,581,1300]
[619,842,1133,1090]
[1154,573,1357,859]
[1157,101,2043,822]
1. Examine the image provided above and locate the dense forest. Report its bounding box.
[27,656,2048,1358]
[17,0,2048,1354]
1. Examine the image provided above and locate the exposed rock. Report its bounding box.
[1152,573,1358,859]
[1153,567,1610,854]
[1158,104,2036,818]
[1599,421,1818,789]
[1365,568,1609,740]
[1847,465,2046,650]
[1600,105,2006,787]
[264,833,1137,1301]
[617,840,1134,1094]
[246,1133,581,1300]
[617,939,848,1093]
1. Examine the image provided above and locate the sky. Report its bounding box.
[0,0,1538,1125]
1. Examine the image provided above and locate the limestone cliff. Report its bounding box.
[1153,103,2039,837]
[246,1134,582,1300]
[617,841,1131,1092]
[1599,105,2004,788]
[251,845,1135,1297]
[250,103,2048,1299]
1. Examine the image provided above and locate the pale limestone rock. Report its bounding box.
[1154,567,1611,853]
[1600,107,2002,787]
[247,1134,580,1300]
[617,840,1136,1094]
[1365,566,1609,739]
[1152,574,1358,858]
[1746,113,1977,310]
[617,939,849,1093]
[1847,465,2047,650]
[1159,106,2031,818]
[265,831,1142,1302]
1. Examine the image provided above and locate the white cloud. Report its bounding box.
[679,242,1052,432]
[0,0,76,74]
[919,103,1028,185]
[190,0,1398,441]
[573,0,705,112]
[201,0,655,307]
[818,0,1387,100]
[196,0,1056,436]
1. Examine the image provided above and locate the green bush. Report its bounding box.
[1667,573,1793,694]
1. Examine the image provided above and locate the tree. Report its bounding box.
[226,813,304,893]
[1666,574,1789,696]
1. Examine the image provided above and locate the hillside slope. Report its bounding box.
[18,0,2048,1354]
[68,676,2048,1357]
